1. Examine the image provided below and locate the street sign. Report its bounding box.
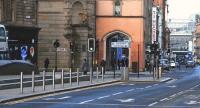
[111,41,130,48]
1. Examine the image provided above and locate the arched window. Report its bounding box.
[114,0,121,16]
[71,1,84,24]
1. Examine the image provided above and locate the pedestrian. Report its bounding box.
[125,57,129,67]
[100,59,106,74]
[117,59,121,70]
[81,59,88,75]
[44,58,49,72]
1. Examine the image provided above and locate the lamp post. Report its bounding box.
[53,39,60,72]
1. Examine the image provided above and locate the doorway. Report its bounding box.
[105,32,130,70]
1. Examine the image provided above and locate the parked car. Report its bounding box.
[170,61,176,68]
[185,60,195,68]
[159,59,169,70]
[0,60,38,75]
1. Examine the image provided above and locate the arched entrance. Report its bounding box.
[103,31,131,70]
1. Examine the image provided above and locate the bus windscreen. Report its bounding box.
[0,27,6,42]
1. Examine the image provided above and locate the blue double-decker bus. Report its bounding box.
[172,51,193,65]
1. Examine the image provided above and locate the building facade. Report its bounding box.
[168,19,195,51]
[0,0,40,64]
[194,20,200,63]
[96,0,153,71]
[37,0,96,69]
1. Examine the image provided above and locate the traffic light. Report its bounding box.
[53,39,60,48]
[70,41,74,52]
[150,42,159,54]
[88,38,95,52]
[95,40,99,50]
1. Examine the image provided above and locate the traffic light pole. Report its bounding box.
[91,52,93,76]
[55,48,57,72]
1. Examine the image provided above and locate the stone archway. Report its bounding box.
[103,31,132,70]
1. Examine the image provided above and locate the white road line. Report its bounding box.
[126,89,135,92]
[170,94,177,98]
[97,95,111,99]
[148,102,158,106]
[145,86,152,88]
[177,91,184,95]
[160,98,169,102]
[129,84,135,85]
[153,84,159,86]
[43,98,56,101]
[191,84,200,89]
[112,92,124,96]
[79,99,95,104]
[58,96,71,100]
[166,79,177,84]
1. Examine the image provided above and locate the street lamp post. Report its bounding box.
[53,39,60,72]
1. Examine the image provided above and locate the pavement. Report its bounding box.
[0,70,172,104]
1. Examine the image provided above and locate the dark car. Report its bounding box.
[159,59,169,70]
[185,60,195,68]
[0,60,38,75]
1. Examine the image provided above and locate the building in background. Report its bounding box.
[0,0,40,64]
[194,17,200,63]
[168,19,195,51]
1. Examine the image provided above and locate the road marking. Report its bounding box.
[166,79,177,84]
[112,92,124,96]
[184,100,200,105]
[126,89,135,92]
[191,83,200,89]
[170,94,177,98]
[148,102,158,106]
[116,98,135,103]
[153,84,159,86]
[166,85,176,88]
[136,88,144,90]
[160,98,169,102]
[58,96,71,100]
[79,99,94,104]
[145,86,152,88]
[97,95,111,99]
[43,98,56,101]
[129,84,135,85]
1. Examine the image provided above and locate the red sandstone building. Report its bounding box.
[96,0,153,71]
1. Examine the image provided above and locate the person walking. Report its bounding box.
[44,58,49,72]
[117,59,121,70]
[81,59,88,75]
[100,59,106,74]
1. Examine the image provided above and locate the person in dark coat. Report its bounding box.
[81,59,88,75]
[44,58,49,72]
[100,59,106,74]
[117,59,121,70]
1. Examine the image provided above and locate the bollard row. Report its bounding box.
[19,67,106,94]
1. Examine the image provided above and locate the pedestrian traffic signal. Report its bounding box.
[88,38,95,52]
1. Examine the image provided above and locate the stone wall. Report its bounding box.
[37,0,96,69]
[38,0,68,69]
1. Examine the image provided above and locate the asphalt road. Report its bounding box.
[1,65,200,108]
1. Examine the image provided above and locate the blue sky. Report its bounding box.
[168,0,200,19]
